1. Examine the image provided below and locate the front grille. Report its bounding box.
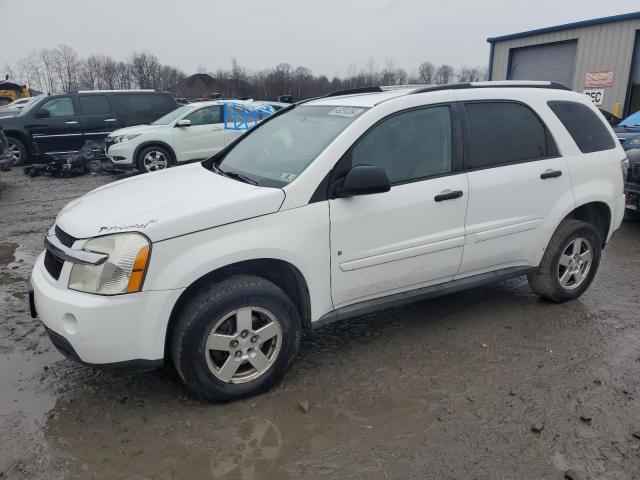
[55,225,76,248]
[44,250,63,280]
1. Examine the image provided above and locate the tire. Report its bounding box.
[171,274,301,402]
[7,136,28,166]
[136,145,172,173]
[527,219,602,303]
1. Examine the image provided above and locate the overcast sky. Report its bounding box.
[1,0,638,77]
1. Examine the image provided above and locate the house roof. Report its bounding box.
[487,11,640,43]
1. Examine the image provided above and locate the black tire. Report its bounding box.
[7,136,28,166]
[136,145,173,173]
[171,275,301,402]
[527,219,602,303]
[624,208,640,222]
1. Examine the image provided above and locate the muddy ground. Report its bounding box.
[0,166,639,480]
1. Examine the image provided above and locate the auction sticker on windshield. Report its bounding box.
[328,107,365,118]
[278,172,297,182]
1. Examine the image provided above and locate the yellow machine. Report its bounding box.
[0,80,33,106]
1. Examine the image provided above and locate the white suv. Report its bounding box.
[105,100,281,173]
[29,81,627,401]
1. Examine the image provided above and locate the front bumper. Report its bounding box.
[105,141,135,167]
[30,251,184,367]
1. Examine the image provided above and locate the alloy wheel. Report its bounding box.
[204,306,282,384]
[557,237,593,290]
[142,150,168,172]
[8,142,21,164]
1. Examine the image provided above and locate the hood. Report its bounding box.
[0,109,19,119]
[109,124,164,137]
[55,163,285,241]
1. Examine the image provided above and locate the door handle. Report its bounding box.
[540,169,562,179]
[104,118,117,123]
[434,190,464,202]
[212,126,223,131]
[65,120,78,125]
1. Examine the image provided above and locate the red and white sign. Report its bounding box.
[584,71,614,88]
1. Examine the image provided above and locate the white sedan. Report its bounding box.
[106,100,284,173]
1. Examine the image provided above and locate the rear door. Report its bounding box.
[29,96,84,154]
[329,104,469,307]
[458,100,574,276]
[172,105,225,162]
[78,94,121,143]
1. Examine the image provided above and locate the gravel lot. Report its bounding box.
[1,166,639,480]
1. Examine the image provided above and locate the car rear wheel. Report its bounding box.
[137,145,172,173]
[7,137,28,166]
[528,219,602,303]
[171,275,301,402]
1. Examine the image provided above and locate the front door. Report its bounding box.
[329,105,469,307]
[28,96,84,154]
[172,105,225,162]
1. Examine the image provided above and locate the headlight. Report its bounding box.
[68,233,150,295]
[628,138,640,146]
[111,134,141,144]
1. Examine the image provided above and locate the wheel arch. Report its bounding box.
[133,141,177,166]
[564,201,611,247]
[164,258,312,358]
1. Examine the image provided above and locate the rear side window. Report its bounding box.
[548,101,615,153]
[464,102,556,169]
[114,94,175,113]
[79,95,112,115]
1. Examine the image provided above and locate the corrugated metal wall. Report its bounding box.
[490,18,640,114]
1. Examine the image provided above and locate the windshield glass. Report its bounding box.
[216,105,367,187]
[620,111,640,127]
[151,105,195,125]
[17,96,45,117]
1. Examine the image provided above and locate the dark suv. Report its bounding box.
[0,90,178,165]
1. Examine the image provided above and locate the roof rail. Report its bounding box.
[324,86,383,97]
[75,89,156,94]
[411,80,571,95]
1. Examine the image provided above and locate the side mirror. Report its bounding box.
[333,164,390,198]
[35,109,50,119]
[175,119,191,127]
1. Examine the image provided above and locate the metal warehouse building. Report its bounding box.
[487,11,640,117]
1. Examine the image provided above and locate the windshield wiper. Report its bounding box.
[211,164,258,185]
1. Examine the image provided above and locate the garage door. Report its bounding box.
[508,40,578,88]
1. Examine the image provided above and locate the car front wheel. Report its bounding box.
[528,219,602,302]
[7,137,28,166]
[171,275,301,402]
[137,145,172,173]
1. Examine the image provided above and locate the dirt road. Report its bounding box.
[1,167,639,480]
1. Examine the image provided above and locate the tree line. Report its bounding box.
[3,45,488,100]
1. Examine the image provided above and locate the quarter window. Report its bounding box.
[465,102,555,169]
[41,97,75,117]
[79,95,112,115]
[350,106,452,184]
[548,101,615,153]
[185,106,222,126]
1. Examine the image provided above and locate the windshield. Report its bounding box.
[216,105,367,187]
[620,111,640,127]
[151,105,195,125]
[17,96,44,117]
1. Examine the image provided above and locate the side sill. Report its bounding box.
[313,266,536,328]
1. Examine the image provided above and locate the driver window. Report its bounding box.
[185,106,222,126]
[350,106,452,184]
[42,97,75,117]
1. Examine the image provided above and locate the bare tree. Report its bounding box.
[418,61,436,85]
[435,64,455,85]
[129,51,160,89]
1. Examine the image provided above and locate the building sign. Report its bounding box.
[584,71,614,88]
[583,88,604,106]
